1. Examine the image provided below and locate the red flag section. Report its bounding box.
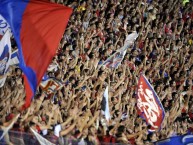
[136,74,165,132]
[0,0,72,109]
[21,1,72,108]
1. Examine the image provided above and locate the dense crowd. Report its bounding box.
[0,0,193,145]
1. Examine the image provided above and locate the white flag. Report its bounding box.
[103,45,128,69]
[30,128,56,145]
[125,31,138,44]
[101,86,111,122]
[0,15,11,36]
[0,30,11,87]
[102,32,138,69]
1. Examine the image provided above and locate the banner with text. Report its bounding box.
[136,74,165,132]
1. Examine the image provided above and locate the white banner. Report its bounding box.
[0,31,11,87]
[30,128,55,145]
[102,31,138,68]
[0,15,11,36]
[101,86,111,122]
[125,31,138,44]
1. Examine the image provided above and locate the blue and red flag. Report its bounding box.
[0,0,72,109]
[136,74,165,132]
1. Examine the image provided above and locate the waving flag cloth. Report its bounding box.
[9,49,19,66]
[0,0,72,109]
[136,74,165,132]
[30,128,55,145]
[0,31,11,87]
[101,86,111,122]
[102,31,138,68]
[102,45,128,68]
[154,133,193,145]
[0,14,11,38]
[40,78,63,95]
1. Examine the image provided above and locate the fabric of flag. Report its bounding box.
[103,47,127,68]
[40,78,63,95]
[0,31,11,87]
[101,86,111,122]
[154,133,193,145]
[0,14,11,36]
[9,49,19,66]
[124,31,138,44]
[102,32,138,69]
[0,0,72,108]
[30,128,56,145]
[136,74,165,132]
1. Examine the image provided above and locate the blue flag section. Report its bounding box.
[154,134,193,145]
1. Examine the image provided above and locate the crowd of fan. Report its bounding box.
[0,0,193,145]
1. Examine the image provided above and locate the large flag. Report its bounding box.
[102,32,138,68]
[101,86,111,122]
[40,78,63,95]
[0,31,11,87]
[0,0,72,108]
[154,133,193,145]
[136,74,165,132]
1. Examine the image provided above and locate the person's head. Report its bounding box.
[82,128,88,138]
[15,68,22,76]
[12,107,18,114]
[148,132,157,141]
[170,80,176,87]
[89,126,97,135]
